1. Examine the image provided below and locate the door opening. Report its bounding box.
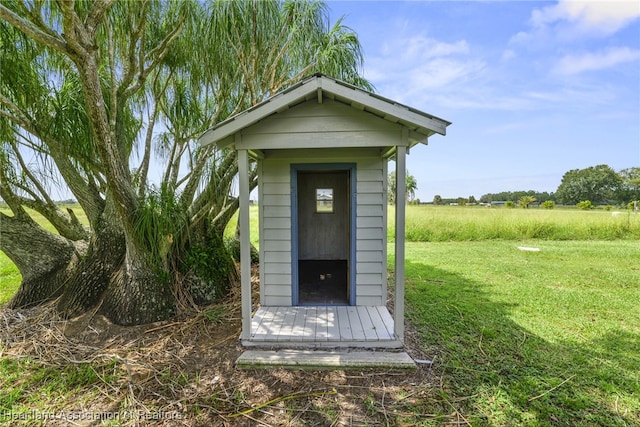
[296,169,351,305]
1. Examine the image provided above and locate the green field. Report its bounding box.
[400,240,639,425]
[396,205,640,241]
[1,205,639,424]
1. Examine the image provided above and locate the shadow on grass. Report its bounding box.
[404,260,640,426]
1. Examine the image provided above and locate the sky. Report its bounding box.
[325,0,640,201]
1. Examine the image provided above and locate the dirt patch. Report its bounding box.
[0,288,446,426]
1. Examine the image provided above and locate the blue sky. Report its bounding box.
[326,0,640,201]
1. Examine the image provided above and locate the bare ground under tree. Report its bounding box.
[0,276,460,426]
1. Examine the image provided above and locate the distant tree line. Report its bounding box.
[432,165,640,207]
[479,190,554,204]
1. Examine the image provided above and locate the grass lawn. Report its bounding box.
[400,240,640,425]
[394,205,640,241]
[0,252,20,305]
[1,205,639,424]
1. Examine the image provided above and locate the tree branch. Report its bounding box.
[123,16,185,99]
[56,0,89,56]
[0,3,68,53]
[0,165,30,220]
[0,93,35,130]
[9,140,56,207]
[85,0,115,37]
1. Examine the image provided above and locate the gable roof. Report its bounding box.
[198,74,451,149]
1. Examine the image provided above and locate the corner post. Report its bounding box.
[394,144,407,342]
[238,147,252,341]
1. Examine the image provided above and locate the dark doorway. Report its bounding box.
[296,170,350,305]
[298,260,348,304]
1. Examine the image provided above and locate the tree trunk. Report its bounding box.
[3,210,173,325]
[55,212,126,318]
[1,214,85,308]
[55,203,175,325]
[100,243,175,326]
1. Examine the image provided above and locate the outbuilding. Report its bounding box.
[199,74,450,352]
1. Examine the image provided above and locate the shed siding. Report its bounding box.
[355,157,387,306]
[237,100,405,151]
[260,148,387,307]
[260,159,292,305]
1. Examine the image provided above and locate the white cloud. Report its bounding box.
[380,36,470,61]
[366,56,488,110]
[501,49,516,61]
[510,0,640,46]
[553,47,640,75]
[528,0,640,37]
[365,34,482,105]
[406,58,485,91]
[431,93,535,111]
[532,0,640,35]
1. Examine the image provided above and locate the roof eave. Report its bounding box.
[197,74,451,149]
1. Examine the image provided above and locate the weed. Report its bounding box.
[202,306,227,323]
[363,393,377,416]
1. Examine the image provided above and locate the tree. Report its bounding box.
[518,196,536,208]
[406,174,417,203]
[0,1,369,325]
[433,195,443,205]
[618,167,640,203]
[577,200,593,210]
[388,170,418,205]
[555,165,623,205]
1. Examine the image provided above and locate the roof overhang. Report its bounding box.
[198,74,451,151]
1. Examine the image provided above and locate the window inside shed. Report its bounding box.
[316,188,333,213]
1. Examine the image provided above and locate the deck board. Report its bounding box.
[252,307,276,341]
[377,306,396,338]
[336,306,352,341]
[347,306,366,341]
[277,309,298,342]
[316,307,329,341]
[302,307,317,341]
[291,308,306,341]
[247,306,399,348]
[367,306,392,340]
[358,306,379,341]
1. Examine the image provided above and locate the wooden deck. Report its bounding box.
[243,306,402,348]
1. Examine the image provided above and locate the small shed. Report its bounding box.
[199,74,450,350]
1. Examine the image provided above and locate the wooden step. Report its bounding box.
[236,350,416,370]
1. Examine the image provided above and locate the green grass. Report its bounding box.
[224,205,260,247]
[1,205,88,305]
[2,204,639,424]
[393,205,640,241]
[224,205,640,245]
[399,240,640,425]
[0,252,20,305]
[0,357,118,423]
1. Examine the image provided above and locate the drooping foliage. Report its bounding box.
[0,0,371,324]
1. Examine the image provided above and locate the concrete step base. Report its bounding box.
[236,350,416,370]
